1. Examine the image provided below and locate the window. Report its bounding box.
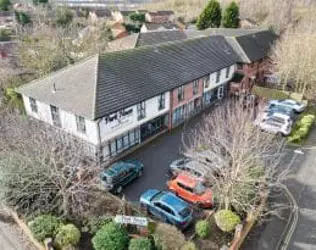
[193,80,199,95]
[29,97,38,113]
[226,67,230,78]
[204,76,210,89]
[216,71,220,83]
[50,105,61,127]
[137,101,146,120]
[237,63,243,70]
[177,182,193,193]
[177,86,184,101]
[76,115,86,133]
[158,93,165,110]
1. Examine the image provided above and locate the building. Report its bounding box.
[0,11,15,30]
[17,36,238,161]
[239,17,257,29]
[185,28,277,95]
[145,11,175,23]
[111,10,135,23]
[140,22,180,33]
[88,9,112,23]
[108,30,187,51]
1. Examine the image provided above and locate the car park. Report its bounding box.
[167,174,213,208]
[140,189,193,229]
[257,113,293,136]
[268,99,306,113]
[100,160,144,194]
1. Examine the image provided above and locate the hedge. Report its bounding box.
[28,215,62,242]
[55,224,81,249]
[287,114,315,143]
[195,220,210,239]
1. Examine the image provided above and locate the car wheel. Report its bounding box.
[116,186,123,194]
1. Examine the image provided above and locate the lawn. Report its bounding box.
[252,86,303,101]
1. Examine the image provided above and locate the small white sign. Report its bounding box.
[114,215,148,227]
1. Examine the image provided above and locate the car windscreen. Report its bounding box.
[179,207,191,218]
[151,191,165,202]
[267,117,285,125]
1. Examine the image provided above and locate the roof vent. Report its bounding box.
[52,83,56,94]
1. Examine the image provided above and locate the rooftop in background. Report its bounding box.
[147,10,174,16]
[185,28,277,63]
[108,30,187,51]
[142,22,180,31]
[17,36,238,120]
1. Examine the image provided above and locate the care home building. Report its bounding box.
[17,36,238,161]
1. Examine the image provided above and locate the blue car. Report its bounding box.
[140,189,193,229]
[100,160,144,194]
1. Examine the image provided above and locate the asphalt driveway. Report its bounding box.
[122,107,214,202]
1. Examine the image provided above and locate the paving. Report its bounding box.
[122,106,214,202]
[0,209,33,250]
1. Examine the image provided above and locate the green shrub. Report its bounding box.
[28,215,62,242]
[214,210,241,232]
[181,241,197,250]
[92,222,129,250]
[195,220,210,238]
[82,216,112,234]
[288,114,315,143]
[129,237,152,250]
[55,224,81,249]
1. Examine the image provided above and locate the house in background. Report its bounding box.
[239,17,257,28]
[145,11,175,23]
[111,10,134,23]
[88,8,112,23]
[108,30,187,51]
[140,22,181,33]
[110,21,128,39]
[0,11,15,30]
[17,36,238,161]
[185,28,277,96]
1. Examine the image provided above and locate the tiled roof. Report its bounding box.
[108,30,186,51]
[148,10,174,16]
[17,36,238,120]
[185,28,277,63]
[143,22,179,31]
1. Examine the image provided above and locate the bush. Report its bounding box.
[153,223,186,250]
[55,224,81,249]
[222,1,240,28]
[196,0,221,30]
[129,237,152,250]
[28,215,62,242]
[82,216,112,234]
[215,210,241,232]
[195,220,210,238]
[92,222,129,250]
[181,241,197,250]
[287,114,315,143]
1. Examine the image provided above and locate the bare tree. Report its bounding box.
[0,110,119,221]
[272,10,316,99]
[183,102,289,216]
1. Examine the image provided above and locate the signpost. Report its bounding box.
[114,215,148,227]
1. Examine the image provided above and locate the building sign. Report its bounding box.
[114,215,148,227]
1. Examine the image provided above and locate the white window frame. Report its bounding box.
[50,105,61,127]
[29,97,38,113]
[137,101,146,120]
[76,115,86,134]
[193,80,199,95]
[158,93,165,110]
[178,86,184,101]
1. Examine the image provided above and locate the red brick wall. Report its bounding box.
[171,78,203,109]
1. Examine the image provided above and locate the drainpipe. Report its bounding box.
[96,118,102,167]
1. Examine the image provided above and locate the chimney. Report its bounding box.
[52,83,56,94]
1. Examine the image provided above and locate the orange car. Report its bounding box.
[167,173,213,208]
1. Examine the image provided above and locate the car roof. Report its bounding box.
[175,173,198,188]
[270,112,289,119]
[160,192,188,212]
[102,161,130,176]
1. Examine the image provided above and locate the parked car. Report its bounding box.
[257,113,293,136]
[167,174,213,208]
[167,158,208,182]
[140,189,193,229]
[264,104,295,119]
[100,160,144,194]
[269,99,306,113]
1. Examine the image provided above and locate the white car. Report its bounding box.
[268,99,306,113]
[258,113,293,136]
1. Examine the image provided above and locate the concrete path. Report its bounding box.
[0,209,34,250]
